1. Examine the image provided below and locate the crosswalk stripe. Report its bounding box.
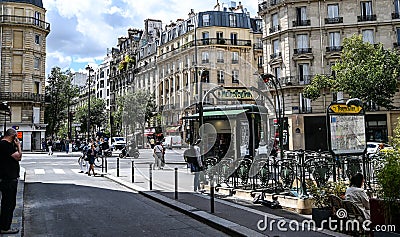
[53,169,65,174]
[34,169,45,175]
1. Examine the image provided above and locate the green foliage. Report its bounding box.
[118,55,135,71]
[391,117,400,148]
[303,74,335,101]
[45,67,79,137]
[306,180,347,208]
[332,34,400,109]
[75,98,107,136]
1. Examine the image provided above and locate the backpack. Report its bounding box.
[184,147,198,164]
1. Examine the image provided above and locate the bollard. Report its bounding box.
[131,161,135,183]
[105,157,108,173]
[102,157,104,173]
[174,167,178,200]
[117,157,120,177]
[149,164,153,190]
[210,176,215,213]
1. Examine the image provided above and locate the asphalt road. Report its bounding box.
[21,154,227,236]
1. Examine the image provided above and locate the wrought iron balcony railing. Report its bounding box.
[294,48,312,54]
[0,92,48,103]
[326,46,343,52]
[292,19,310,27]
[392,12,400,19]
[0,15,50,31]
[357,14,377,22]
[269,25,280,33]
[325,17,343,24]
[270,52,282,59]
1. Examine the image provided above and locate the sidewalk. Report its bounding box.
[105,172,348,237]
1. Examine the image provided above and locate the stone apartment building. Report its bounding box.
[258,0,400,150]
[156,5,263,136]
[0,0,50,150]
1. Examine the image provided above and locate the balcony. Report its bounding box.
[269,25,280,33]
[195,38,252,47]
[217,79,224,84]
[0,15,50,32]
[202,59,209,64]
[270,52,282,60]
[292,20,310,27]
[0,92,48,103]
[357,14,377,22]
[232,59,239,64]
[294,48,312,55]
[217,59,224,63]
[279,75,314,86]
[392,12,400,19]
[326,46,343,52]
[258,0,283,12]
[325,17,343,24]
[253,43,263,50]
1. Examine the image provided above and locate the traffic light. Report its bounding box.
[261,73,274,83]
[200,70,209,82]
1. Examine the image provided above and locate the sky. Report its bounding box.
[43,0,259,76]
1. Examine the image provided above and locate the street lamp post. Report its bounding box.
[86,65,94,142]
[261,73,285,158]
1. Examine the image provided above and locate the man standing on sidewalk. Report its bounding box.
[0,128,22,234]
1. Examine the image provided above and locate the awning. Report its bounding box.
[184,109,248,120]
[165,126,180,133]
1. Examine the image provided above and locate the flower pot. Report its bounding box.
[312,208,331,228]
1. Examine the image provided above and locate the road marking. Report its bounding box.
[34,169,45,175]
[71,169,82,173]
[53,169,65,174]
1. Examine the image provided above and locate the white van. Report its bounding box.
[111,137,126,150]
[162,136,182,149]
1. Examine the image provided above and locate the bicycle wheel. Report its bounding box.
[94,157,103,168]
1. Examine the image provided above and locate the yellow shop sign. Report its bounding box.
[330,104,362,114]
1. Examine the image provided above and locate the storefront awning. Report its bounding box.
[165,126,180,133]
[184,109,248,120]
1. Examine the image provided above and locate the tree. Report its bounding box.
[303,34,400,109]
[75,98,107,136]
[45,67,79,137]
[303,74,335,101]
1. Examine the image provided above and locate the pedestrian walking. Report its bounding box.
[0,128,22,234]
[185,140,203,192]
[193,141,203,192]
[87,143,98,176]
[65,139,69,154]
[153,141,163,169]
[47,138,53,155]
[41,138,47,152]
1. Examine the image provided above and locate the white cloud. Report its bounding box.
[43,0,258,75]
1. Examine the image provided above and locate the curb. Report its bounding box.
[104,174,264,237]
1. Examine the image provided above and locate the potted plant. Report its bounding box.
[374,149,400,233]
[306,180,346,228]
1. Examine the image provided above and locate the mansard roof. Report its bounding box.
[1,0,43,8]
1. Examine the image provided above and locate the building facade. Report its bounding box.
[157,6,263,137]
[0,0,50,150]
[258,0,400,151]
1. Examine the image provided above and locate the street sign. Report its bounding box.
[12,125,19,130]
[329,104,362,114]
[72,123,81,127]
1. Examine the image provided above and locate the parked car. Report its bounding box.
[162,136,182,149]
[366,142,393,154]
[111,137,126,150]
